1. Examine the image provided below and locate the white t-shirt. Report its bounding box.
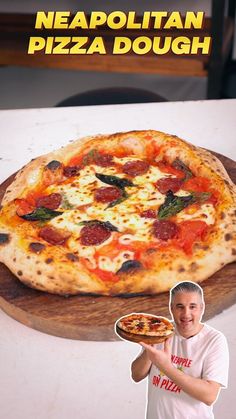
[146,324,229,419]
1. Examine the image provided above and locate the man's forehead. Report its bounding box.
[171,291,203,305]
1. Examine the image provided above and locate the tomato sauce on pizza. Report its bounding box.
[0,130,235,296]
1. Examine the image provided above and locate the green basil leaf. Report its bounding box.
[21,207,63,221]
[157,190,212,220]
[95,173,135,188]
[158,191,194,219]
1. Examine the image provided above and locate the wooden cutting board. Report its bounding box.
[0,151,236,341]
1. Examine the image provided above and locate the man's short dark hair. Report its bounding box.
[170,281,204,304]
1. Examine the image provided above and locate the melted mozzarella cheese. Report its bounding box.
[98,250,134,272]
[49,210,88,232]
[48,164,121,207]
[46,157,215,273]
[86,205,153,242]
[176,203,215,225]
[135,165,173,185]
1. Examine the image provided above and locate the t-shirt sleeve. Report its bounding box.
[202,332,229,388]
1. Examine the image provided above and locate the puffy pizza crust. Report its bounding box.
[0,130,236,296]
[115,326,173,344]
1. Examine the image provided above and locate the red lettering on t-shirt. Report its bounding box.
[160,379,168,388]
[153,375,161,386]
[171,354,192,368]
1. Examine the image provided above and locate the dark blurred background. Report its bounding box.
[0,0,235,109]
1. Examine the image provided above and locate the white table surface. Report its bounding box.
[0,100,236,419]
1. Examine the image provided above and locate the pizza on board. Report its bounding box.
[0,130,236,296]
[115,313,174,344]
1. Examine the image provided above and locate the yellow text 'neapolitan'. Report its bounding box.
[28,11,211,55]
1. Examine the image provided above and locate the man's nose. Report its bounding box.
[183,307,190,316]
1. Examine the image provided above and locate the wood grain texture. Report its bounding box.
[0,151,235,341]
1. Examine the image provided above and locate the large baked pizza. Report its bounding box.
[115,313,174,343]
[0,130,235,296]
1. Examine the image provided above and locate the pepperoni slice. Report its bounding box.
[153,220,179,241]
[156,177,183,194]
[122,160,149,177]
[80,224,111,246]
[94,187,122,203]
[94,153,114,167]
[39,226,71,245]
[36,193,62,210]
[140,209,157,218]
[63,166,80,177]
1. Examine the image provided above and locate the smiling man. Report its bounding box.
[131,281,229,419]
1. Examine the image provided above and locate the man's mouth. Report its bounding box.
[180,319,192,325]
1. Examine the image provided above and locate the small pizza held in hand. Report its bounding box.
[0,130,236,296]
[115,313,174,344]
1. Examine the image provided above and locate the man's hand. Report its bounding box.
[141,339,220,406]
[140,338,172,375]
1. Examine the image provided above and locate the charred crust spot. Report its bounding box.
[178,266,185,273]
[0,233,10,244]
[225,233,232,241]
[49,276,54,279]
[66,253,79,262]
[232,249,236,256]
[17,270,23,276]
[46,160,62,171]
[220,212,226,220]
[45,258,53,264]
[13,257,16,262]
[190,262,198,271]
[27,256,31,259]
[29,242,45,254]
[37,270,42,275]
[116,260,143,274]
